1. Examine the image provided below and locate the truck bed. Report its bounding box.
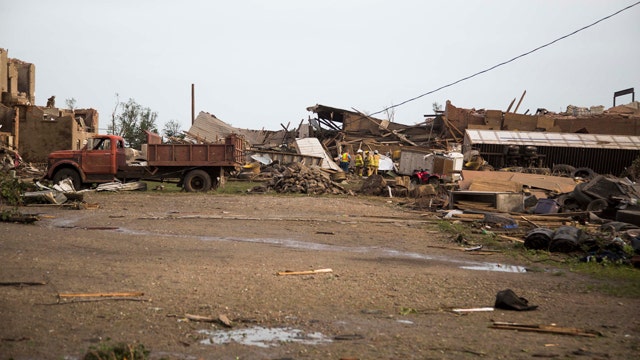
[144,138,244,167]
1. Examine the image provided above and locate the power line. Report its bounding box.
[369,1,640,117]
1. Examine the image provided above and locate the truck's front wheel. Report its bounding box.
[183,170,212,192]
[52,168,82,190]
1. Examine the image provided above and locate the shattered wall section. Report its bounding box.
[13,59,35,105]
[0,48,98,162]
[0,49,34,106]
[445,100,486,130]
[20,106,95,162]
[0,49,7,95]
[0,104,96,162]
[553,114,640,135]
[446,99,640,136]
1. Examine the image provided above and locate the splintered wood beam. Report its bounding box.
[506,98,516,113]
[490,321,601,337]
[277,268,333,276]
[58,292,144,298]
[514,90,527,113]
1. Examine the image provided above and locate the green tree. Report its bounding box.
[108,98,158,149]
[163,119,184,140]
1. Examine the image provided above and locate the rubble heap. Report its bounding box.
[1,145,44,179]
[250,162,354,195]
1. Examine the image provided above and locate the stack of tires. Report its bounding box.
[524,226,585,253]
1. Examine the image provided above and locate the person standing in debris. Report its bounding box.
[372,150,381,175]
[354,149,364,177]
[366,150,375,176]
[340,149,351,173]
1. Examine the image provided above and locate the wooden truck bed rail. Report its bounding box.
[145,135,244,167]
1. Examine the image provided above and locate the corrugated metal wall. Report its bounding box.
[476,143,640,176]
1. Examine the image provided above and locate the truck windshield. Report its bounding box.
[92,138,111,151]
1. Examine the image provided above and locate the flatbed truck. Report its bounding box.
[44,132,244,192]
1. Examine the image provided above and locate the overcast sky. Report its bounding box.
[1,1,638,132]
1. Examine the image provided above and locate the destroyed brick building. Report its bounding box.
[0,48,98,163]
[445,98,640,176]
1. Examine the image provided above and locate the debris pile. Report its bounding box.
[250,162,354,195]
[523,222,640,266]
[548,174,640,220]
[359,175,388,196]
[1,145,44,179]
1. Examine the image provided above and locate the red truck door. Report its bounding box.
[82,137,116,175]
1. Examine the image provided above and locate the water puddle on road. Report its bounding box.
[460,263,527,273]
[50,218,527,273]
[198,326,332,348]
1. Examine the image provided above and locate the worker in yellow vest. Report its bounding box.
[372,150,381,175]
[366,150,375,176]
[354,149,364,176]
[340,150,351,173]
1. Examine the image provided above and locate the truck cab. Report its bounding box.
[45,134,129,189]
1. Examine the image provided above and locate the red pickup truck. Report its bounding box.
[45,133,244,192]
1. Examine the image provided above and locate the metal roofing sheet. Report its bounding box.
[464,130,640,150]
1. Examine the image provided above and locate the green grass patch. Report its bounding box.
[83,341,149,360]
[568,259,640,298]
[141,179,256,195]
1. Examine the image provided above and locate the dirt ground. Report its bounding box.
[1,190,639,360]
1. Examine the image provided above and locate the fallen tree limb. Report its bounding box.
[277,268,333,276]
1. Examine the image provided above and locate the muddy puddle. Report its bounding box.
[50,217,528,273]
[198,326,332,348]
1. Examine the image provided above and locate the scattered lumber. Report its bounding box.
[497,235,525,243]
[490,321,601,337]
[452,307,494,313]
[253,163,353,195]
[277,268,333,276]
[58,292,144,298]
[185,313,233,327]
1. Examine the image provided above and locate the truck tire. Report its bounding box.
[571,167,596,180]
[52,168,81,190]
[183,169,212,192]
[572,182,594,207]
[552,164,575,177]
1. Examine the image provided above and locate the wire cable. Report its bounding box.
[369,1,640,117]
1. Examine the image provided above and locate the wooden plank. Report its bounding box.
[490,322,601,338]
[58,292,144,298]
[514,90,526,113]
[509,173,576,193]
[469,179,522,192]
[277,268,333,276]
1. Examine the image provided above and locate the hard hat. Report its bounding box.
[374,150,379,154]
[357,149,363,153]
